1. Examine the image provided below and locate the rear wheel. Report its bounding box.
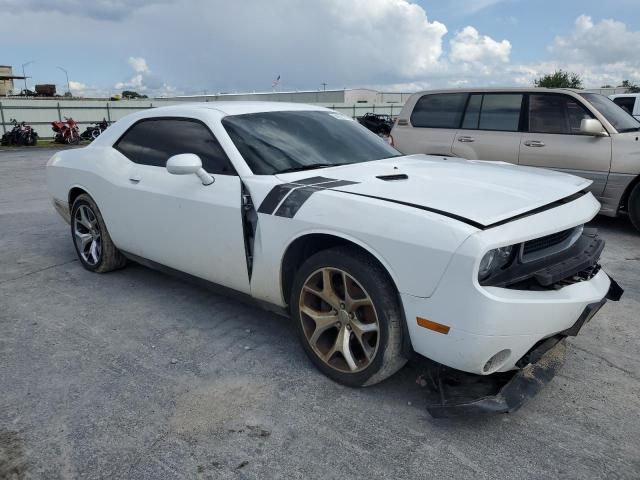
[71,194,126,272]
[290,247,406,387]
[628,183,640,232]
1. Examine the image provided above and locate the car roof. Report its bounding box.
[409,87,587,95]
[143,101,331,116]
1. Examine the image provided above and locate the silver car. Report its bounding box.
[391,88,640,231]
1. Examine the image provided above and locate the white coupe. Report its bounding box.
[46,102,621,406]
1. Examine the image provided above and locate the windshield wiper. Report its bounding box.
[277,162,351,174]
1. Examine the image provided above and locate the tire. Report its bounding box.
[290,246,407,387]
[70,194,126,273]
[628,183,640,232]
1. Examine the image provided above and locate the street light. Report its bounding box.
[21,61,34,93]
[57,66,71,97]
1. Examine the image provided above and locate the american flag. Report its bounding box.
[272,75,281,88]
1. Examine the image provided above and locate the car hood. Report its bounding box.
[275,155,591,228]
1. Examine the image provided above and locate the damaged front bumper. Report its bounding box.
[426,275,623,418]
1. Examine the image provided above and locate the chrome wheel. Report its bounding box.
[299,267,380,373]
[73,204,102,266]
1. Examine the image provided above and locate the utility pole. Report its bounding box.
[21,61,34,93]
[321,82,327,91]
[57,66,71,97]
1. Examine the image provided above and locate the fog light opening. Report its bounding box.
[483,349,512,374]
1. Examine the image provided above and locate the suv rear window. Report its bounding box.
[410,93,467,128]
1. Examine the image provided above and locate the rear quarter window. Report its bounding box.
[410,93,468,128]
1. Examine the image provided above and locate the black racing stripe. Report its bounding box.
[330,190,486,229]
[483,190,588,229]
[275,187,317,218]
[273,180,361,218]
[330,190,589,230]
[291,176,337,185]
[257,184,297,214]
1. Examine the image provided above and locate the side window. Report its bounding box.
[529,94,595,134]
[612,97,636,115]
[410,93,468,128]
[115,118,235,175]
[477,94,523,131]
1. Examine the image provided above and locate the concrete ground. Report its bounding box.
[1,148,639,480]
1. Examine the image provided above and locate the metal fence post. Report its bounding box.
[372,104,375,113]
[390,105,394,117]
[106,103,111,123]
[0,102,5,134]
[352,104,356,119]
[56,102,62,121]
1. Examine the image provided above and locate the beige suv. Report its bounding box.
[391,88,640,230]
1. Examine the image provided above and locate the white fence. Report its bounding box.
[0,98,405,138]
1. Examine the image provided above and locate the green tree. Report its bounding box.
[619,80,640,93]
[534,70,583,89]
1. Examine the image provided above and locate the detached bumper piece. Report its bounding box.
[426,273,622,418]
[427,339,567,418]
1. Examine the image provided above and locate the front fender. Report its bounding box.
[248,187,476,305]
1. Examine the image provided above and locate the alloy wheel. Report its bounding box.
[299,267,380,373]
[73,205,102,266]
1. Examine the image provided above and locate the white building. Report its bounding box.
[162,88,414,105]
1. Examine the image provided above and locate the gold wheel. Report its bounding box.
[299,267,380,373]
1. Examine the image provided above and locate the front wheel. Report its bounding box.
[290,246,406,387]
[71,194,126,272]
[628,183,640,232]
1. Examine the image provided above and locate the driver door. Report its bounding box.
[113,117,250,294]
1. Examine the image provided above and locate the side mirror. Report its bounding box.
[580,118,608,137]
[166,153,214,185]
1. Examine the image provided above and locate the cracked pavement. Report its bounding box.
[1,148,639,479]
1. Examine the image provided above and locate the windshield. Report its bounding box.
[222,110,401,175]
[580,93,640,132]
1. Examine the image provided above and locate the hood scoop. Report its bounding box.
[376,173,408,181]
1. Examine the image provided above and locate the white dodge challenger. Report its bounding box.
[47,102,621,410]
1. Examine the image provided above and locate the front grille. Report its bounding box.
[523,228,575,256]
[553,263,601,288]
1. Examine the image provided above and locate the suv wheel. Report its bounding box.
[628,183,640,232]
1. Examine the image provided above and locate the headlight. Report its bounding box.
[478,246,514,280]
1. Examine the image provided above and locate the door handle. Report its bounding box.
[457,136,475,143]
[129,175,142,184]
[524,140,545,147]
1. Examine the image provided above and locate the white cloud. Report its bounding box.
[550,15,640,64]
[450,26,511,64]
[3,2,639,93]
[128,57,149,74]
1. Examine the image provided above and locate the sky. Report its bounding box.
[1,0,639,97]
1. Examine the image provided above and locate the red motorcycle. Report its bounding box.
[52,117,81,144]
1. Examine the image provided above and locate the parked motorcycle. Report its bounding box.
[1,119,39,146]
[52,117,81,144]
[81,118,109,141]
